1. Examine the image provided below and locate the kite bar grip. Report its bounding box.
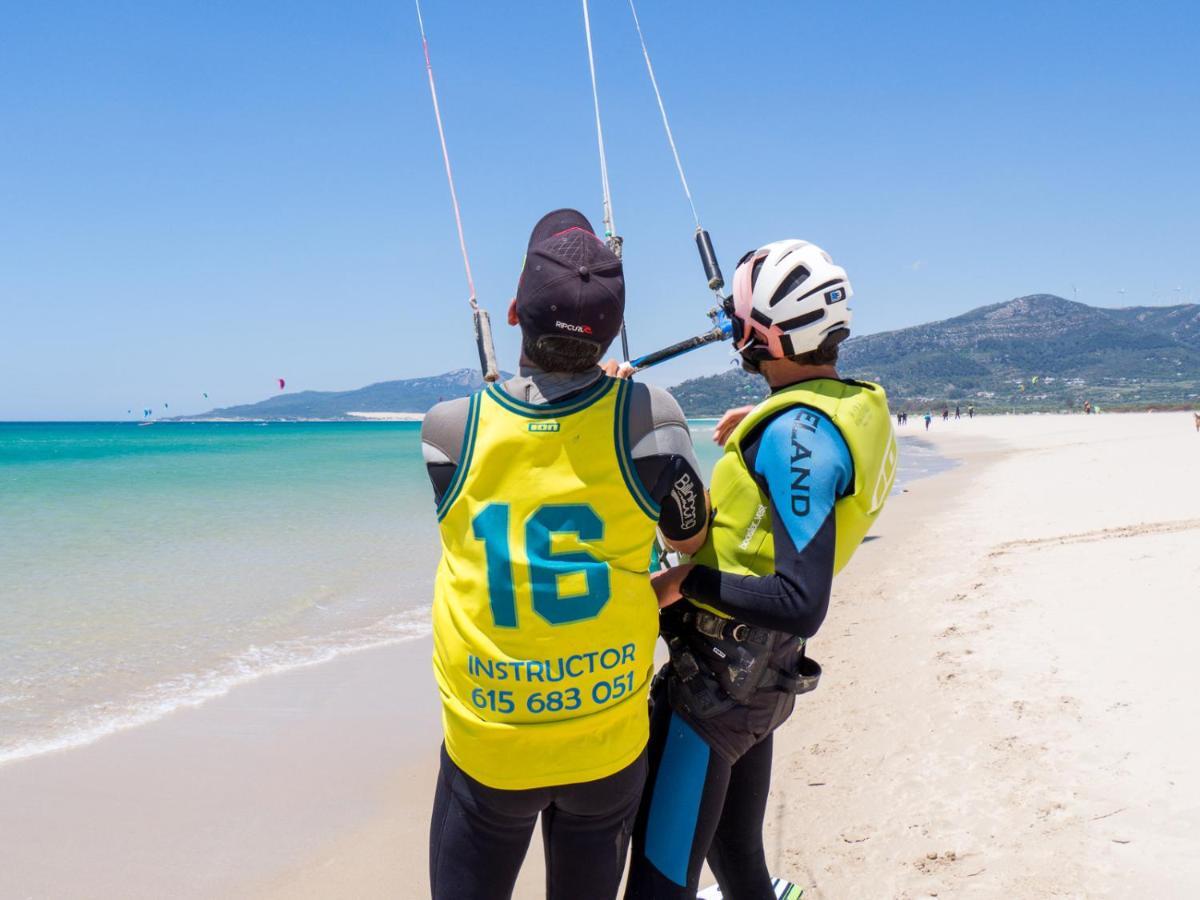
[629,326,728,372]
[473,308,500,383]
[695,228,724,292]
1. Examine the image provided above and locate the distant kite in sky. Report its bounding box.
[164,403,169,408]
[278,378,286,391]
[202,392,208,399]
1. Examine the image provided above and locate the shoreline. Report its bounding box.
[0,636,444,899]
[0,424,982,898]
[3,413,1198,897]
[0,614,433,769]
[5,406,1196,427]
[0,434,939,772]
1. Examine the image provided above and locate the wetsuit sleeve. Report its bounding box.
[629,384,707,543]
[680,406,852,638]
[635,455,706,541]
[421,397,471,506]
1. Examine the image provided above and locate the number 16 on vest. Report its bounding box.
[471,502,612,627]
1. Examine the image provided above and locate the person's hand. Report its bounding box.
[651,563,694,609]
[713,405,754,446]
[600,359,636,379]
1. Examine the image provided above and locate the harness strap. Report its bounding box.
[662,605,821,718]
[759,656,822,696]
[688,609,779,648]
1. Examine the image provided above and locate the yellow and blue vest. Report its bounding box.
[689,378,897,615]
[432,376,661,790]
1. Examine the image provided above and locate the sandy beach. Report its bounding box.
[2,411,1198,899]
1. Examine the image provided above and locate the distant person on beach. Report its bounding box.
[624,240,896,898]
[897,410,904,427]
[955,404,961,420]
[968,405,975,419]
[421,209,709,900]
[925,412,932,430]
[942,406,949,422]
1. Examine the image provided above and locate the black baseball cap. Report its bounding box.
[515,208,624,350]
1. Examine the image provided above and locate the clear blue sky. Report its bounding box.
[2,1,1197,419]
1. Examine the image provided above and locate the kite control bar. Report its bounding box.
[628,228,733,372]
[628,305,733,372]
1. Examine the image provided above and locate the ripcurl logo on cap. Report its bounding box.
[555,321,593,335]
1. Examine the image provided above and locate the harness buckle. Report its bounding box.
[693,612,726,640]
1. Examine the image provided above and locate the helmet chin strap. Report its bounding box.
[738,339,773,374]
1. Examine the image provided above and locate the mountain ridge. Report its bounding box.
[674,294,1200,415]
[177,368,508,420]
[840,293,1199,409]
[177,295,1200,420]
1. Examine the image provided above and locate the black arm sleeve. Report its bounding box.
[426,463,456,506]
[634,454,707,542]
[679,502,834,638]
[676,418,840,638]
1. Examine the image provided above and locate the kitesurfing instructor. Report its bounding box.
[421,209,710,900]
[624,240,897,898]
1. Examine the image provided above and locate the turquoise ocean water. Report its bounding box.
[0,421,950,765]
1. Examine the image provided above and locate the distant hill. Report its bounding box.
[182,296,1200,420]
[179,368,509,420]
[669,294,1200,415]
[668,368,765,417]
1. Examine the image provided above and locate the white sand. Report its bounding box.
[2,411,1197,898]
[766,412,1200,898]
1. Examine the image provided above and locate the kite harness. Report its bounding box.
[414,0,500,382]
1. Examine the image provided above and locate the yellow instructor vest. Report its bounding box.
[432,376,661,790]
[690,379,897,615]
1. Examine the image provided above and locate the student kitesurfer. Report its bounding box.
[623,239,897,898]
[421,209,710,900]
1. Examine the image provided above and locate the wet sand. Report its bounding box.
[3,411,1198,898]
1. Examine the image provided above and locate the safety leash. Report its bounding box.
[414,0,500,382]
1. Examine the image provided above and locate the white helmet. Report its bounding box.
[730,239,852,360]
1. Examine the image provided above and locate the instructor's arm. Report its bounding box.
[606,369,710,555]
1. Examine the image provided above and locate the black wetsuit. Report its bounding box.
[422,369,707,900]
[431,746,647,899]
[625,403,852,899]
